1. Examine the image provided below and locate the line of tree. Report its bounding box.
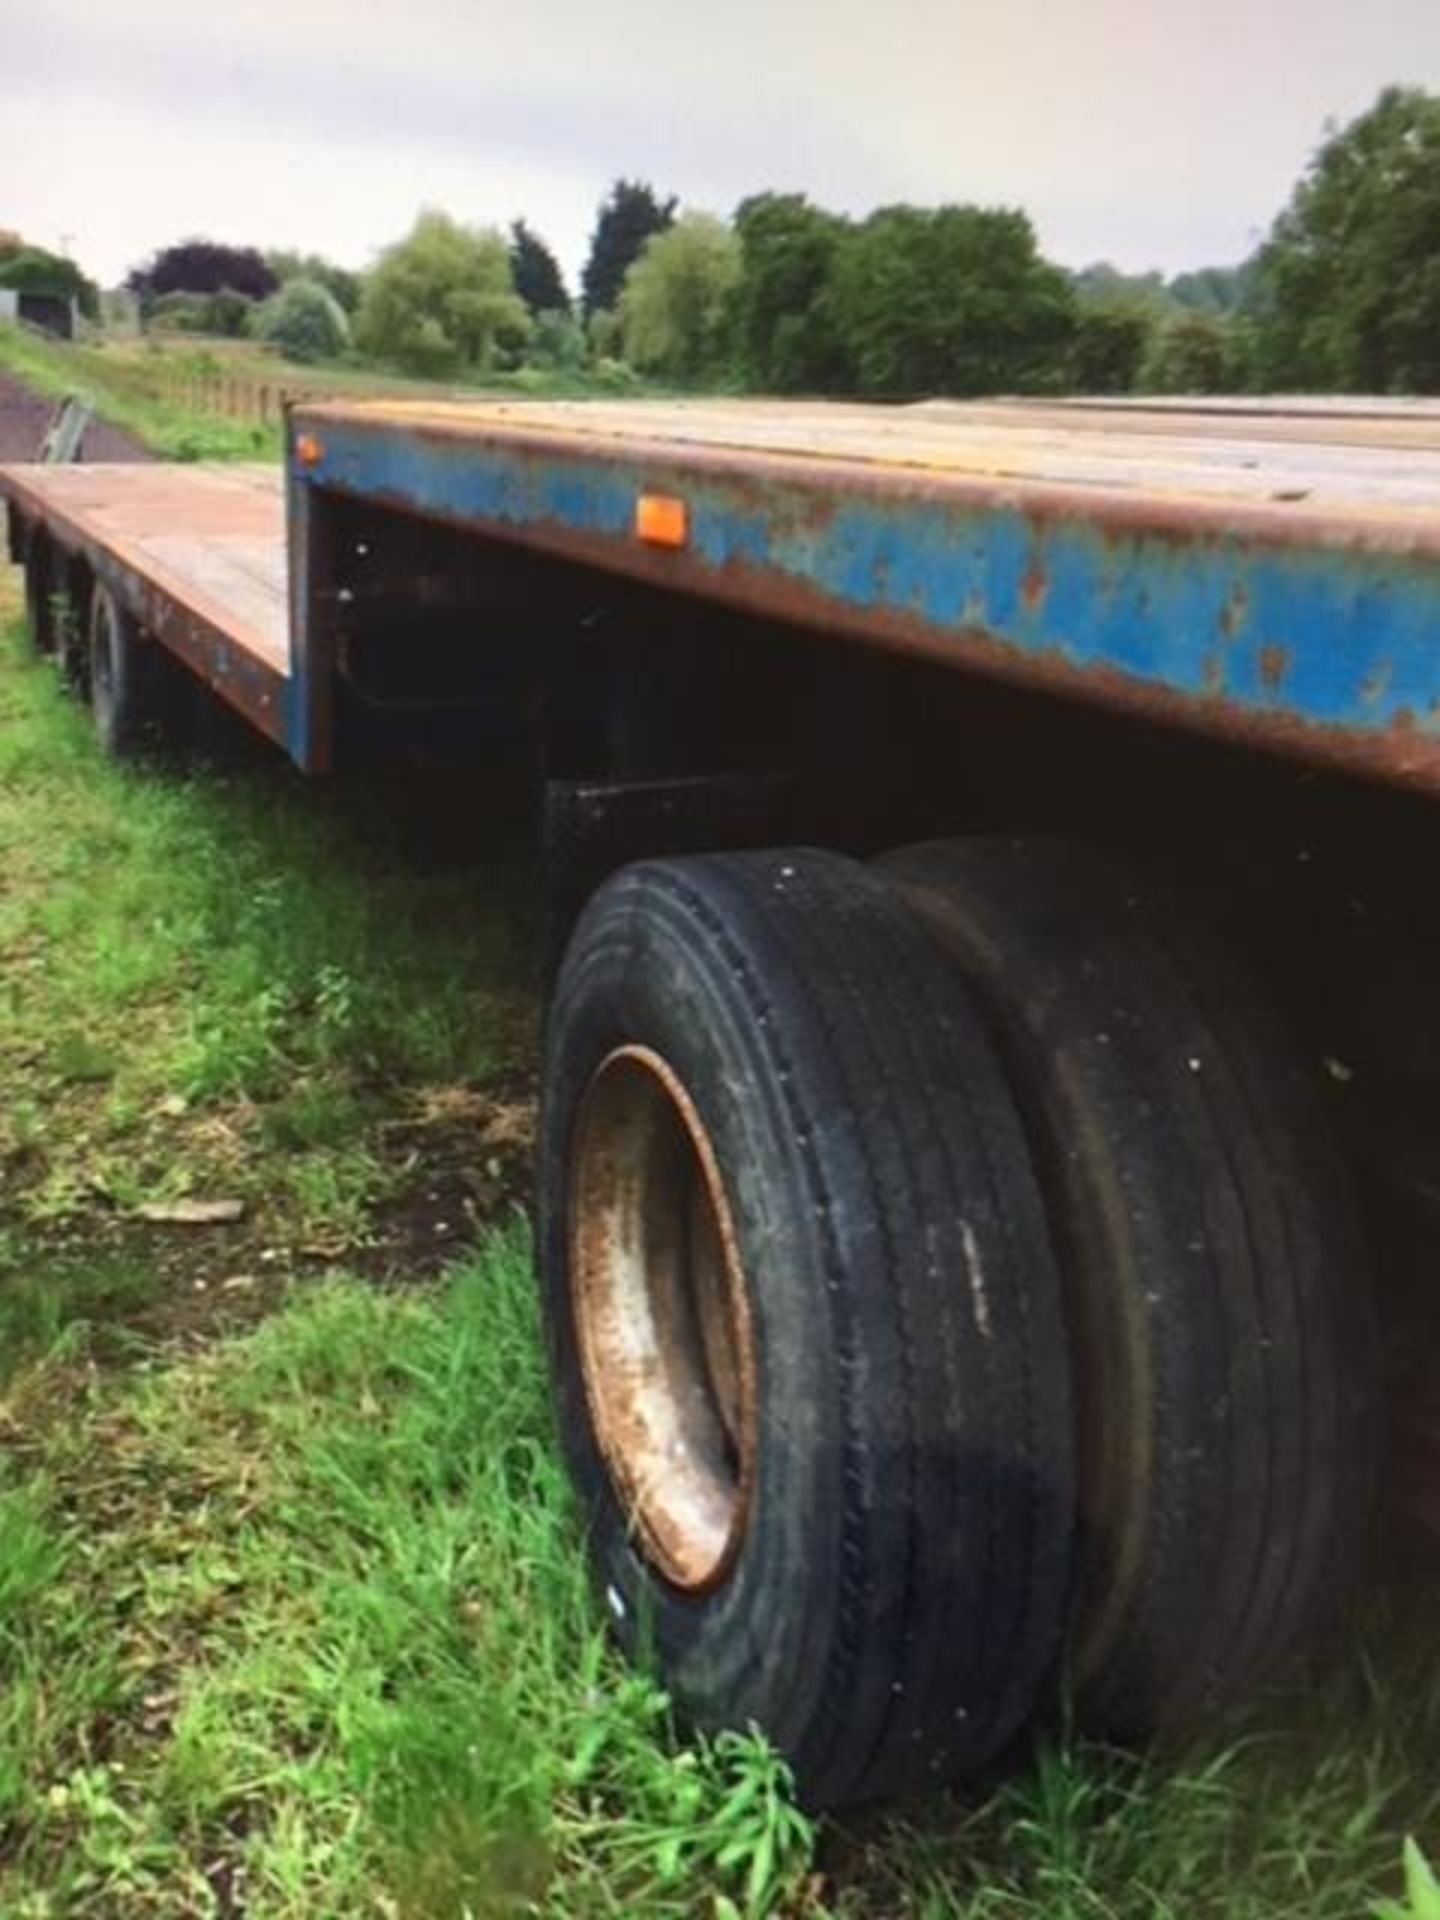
[22,83,1436,395]
[107,179,688,378]
[608,86,1440,397]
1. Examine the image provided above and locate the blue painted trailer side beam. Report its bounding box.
[290,412,1440,788]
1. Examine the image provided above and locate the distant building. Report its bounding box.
[0,288,77,340]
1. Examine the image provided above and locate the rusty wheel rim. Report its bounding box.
[570,1044,757,1592]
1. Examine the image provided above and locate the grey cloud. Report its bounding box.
[6,8,895,214]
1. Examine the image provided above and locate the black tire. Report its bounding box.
[875,837,1379,1740]
[88,583,172,758]
[541,848,1074,1808]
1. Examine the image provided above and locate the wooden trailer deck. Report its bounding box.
[1,462,290,744]
[301,394,1440,516]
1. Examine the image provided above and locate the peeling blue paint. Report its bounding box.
[297,418,1440,760]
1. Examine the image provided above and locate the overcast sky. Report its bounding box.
[5,0,1440,291]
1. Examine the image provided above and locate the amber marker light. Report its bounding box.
[636,493,688,548]
[295,433,325,468]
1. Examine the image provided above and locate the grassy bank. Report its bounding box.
[0,323,653,469]
[94,331,647,403]
[1,443,1438,1913]
[0,324,281,462]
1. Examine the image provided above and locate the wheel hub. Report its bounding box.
[570,1044,756,1592]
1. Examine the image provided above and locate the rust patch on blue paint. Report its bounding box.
[1021,558,1048,615]
[1219,584,1249,640]
[1259,645,1292,692]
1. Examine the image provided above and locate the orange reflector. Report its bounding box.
[636,493,688,548]
[295,433,325,468]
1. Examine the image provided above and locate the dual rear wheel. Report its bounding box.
[541,841,1378,1807]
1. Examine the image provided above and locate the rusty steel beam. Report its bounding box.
[291,399,1440,798]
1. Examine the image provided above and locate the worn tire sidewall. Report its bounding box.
[541,871,870,1765]
[90,588,124,752]
[876,835,1377,1732]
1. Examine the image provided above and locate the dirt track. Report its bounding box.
[0,369,154,462]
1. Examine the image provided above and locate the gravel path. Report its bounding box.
[0,370,154,462]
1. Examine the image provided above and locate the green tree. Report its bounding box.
[527,308,586,371]
[204,289,256,337]
[828,204,1076,399]
[1072,261,1172,315]
[127,240,275,307]
[618,212,740,383]
[582,179,676,317]
[1249,86,1440,391]
[1168,264,1252,316]
[143,286,254,336]
[256,278,350,363]
[146,292,213,332]
[510,221,569,316]
[587,308,623,361]
[266,250,361,315]
[1070,303,1154,393]
[731,193,849,393]
[354,211,530,377]
[1140,311,1242,393]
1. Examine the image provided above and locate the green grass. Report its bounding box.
[3,1239,1438,1920]
[844,1653,1440,1919]
[2,573,1439,1915]
[0,1249,159,1387]
[0,593,529,1255]
[0,1233,817,1918]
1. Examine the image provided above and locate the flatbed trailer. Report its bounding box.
[6,395,1440,1808]
[10,396,1440,780]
